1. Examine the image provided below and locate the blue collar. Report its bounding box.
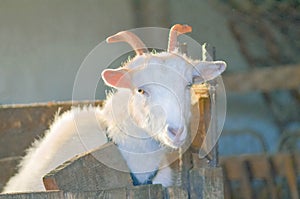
[130,169,159,186]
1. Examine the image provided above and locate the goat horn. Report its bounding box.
[106,31,148,55]
[167,24,192,52]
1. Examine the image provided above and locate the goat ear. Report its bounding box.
[101,68,132,89]
[192,61,226,83]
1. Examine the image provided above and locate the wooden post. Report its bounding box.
[189,167,224,199]
[190,84,211,155]
[189,84,225,199]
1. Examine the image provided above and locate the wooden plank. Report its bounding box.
[244,155,278,199]
[0,157,21,192]
[222,168,232,199]
[189,167,224,199]
[0,101,102,159]
[220,156,247,180]
[128,184,164,199]
[0,186,163,199]
[220,156,253,199]
[97,187,127,199]
[43,142,132,191]
[223,64,300,92]
[244,155,272,178]
[272,153,299,199]
[0,191,64,199]
[59,190,127,199]
[221,153,300,199]
[293,152,300,173]
[165,186,188,199]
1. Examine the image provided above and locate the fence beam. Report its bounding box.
[223,64,300,92]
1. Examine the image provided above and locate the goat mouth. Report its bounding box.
[163,130,186,149]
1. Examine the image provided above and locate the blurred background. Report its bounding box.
[0,0,299,198]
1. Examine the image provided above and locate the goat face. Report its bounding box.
[101,24,226,149]
[102,52,225,149]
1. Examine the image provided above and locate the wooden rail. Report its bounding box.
[223,64,300,92]
[220,153,300,199]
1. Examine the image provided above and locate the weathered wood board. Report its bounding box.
[220,153,300,199]
[189,167,224,199]
[0,185,191,199]
[0,185,164,199]
[0,101,102,159]
[0,157,21,192]
[223,64,300,92]
[165,186,188,199]
[43,142,132,191]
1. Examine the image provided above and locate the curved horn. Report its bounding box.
[167,24,192,52]
[106,31,148,55]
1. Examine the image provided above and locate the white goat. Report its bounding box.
[2,24,226,193]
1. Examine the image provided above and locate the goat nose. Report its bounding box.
[168,126,184,137]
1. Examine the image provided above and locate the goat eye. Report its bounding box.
[136,88,150,97]
[186,82,193,88]
[137,89,145,94]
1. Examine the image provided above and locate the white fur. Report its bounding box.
[3,50,225,193]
